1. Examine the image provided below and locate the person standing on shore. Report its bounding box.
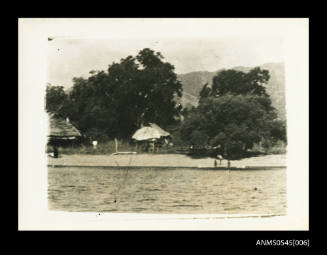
[217,154,223,165]
[92,140,98,149]
[53,146,58,158]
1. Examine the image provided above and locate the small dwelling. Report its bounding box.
[47,113,82,147]
[132,123,170,152]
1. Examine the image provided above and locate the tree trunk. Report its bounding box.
[114,138,118,153]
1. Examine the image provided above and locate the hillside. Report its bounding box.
[177,62,286,120]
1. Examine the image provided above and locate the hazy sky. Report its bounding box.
[47,36,284,88]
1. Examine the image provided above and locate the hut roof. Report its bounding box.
[132,126,161,141]
[48,114,81,138]
[149,123,170,137]
[132,123,170,141]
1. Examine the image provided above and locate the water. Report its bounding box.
[48,167,286,214]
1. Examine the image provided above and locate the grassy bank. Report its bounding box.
[47,140,184,155]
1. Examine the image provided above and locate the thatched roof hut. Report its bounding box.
[132,126,161,141]
[48,114,81,140]
[132,123,170,141]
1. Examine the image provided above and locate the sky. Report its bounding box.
[47,36,284,89]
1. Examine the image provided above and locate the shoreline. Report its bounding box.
[48,153,286,170]
[48,165,286,170]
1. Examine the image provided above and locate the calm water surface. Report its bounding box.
[48,167,286,214]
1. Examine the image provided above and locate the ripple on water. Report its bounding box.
[48,167,286,214]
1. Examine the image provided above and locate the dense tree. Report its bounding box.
[47,48,183,140]
[182,94,277,157]
[45,84,67,115]
[211,67,270,97]
[181,67,286,163]
[134,49,183,127]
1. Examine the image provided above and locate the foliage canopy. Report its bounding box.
[46,48,183,140]
[181,67,286,160]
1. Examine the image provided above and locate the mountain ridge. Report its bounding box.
[177,62,286,120]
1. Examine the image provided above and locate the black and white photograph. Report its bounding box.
[18,18,309,230]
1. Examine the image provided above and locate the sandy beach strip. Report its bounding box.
[47,153,286,169]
